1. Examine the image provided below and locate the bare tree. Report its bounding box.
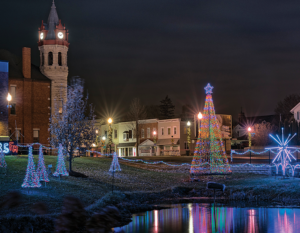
[127,98,146,157]
[252,122,277,146]
[275,94,300,121]
[49,78,96,173]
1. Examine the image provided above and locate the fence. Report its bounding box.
[231,149,300,164]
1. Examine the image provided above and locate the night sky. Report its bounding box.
[1,0,300,120]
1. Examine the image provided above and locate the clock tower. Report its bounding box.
[38,0,69,113]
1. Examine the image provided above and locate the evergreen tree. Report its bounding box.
[37,146,49,182]
[190,84,231,175]
[109,152,121,172]
[0,149,7,168]
[22,146,41,188]
[159,95,175,119]
[53,144,69,177]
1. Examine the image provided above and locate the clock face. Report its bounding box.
[58,32,64,39]
[40,33,44,40]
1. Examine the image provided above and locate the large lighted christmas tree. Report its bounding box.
[190,83,231,175]
[53,144,69,177]
[109,152,121,172]
[22,146,41,188]
[0,149,7,168]
[37,146,49,182]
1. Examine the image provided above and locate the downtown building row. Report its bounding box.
[94,115,232,157]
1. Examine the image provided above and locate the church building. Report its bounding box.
[0,1,69,145]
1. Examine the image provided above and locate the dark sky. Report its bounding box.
[2,0,300,120]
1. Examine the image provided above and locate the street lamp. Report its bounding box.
[187,121,191,156]
[107,118,113,154]
[248,127,252,147]
[248,127,252,164]
[198,112,203,159]
[7,93,12,108]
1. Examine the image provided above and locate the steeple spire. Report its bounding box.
[45,0,59,40]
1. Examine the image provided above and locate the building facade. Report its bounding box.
[138,119,158,156]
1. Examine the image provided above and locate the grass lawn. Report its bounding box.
[1,155,300,216]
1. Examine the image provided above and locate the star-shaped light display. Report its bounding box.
[204,83,214,94]
[266,128,297,175]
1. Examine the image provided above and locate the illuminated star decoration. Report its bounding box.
[266,128,297,176]
[204,83,214,94]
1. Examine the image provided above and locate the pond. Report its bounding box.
[114,203,300,233]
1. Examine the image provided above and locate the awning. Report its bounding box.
[156,139,179,146]
[118,142,136,147]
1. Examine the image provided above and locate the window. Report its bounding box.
[123,132,129,141]
[42,53,44,66]
[48,52,53,65]
[11,103,16,115]
[147,128,150,138]
[174,127,177,135]
[114,129,117,139]
[33,130,39,143]
[184,142,190,150]
[105,131,107,138]
[10,86,16,99]
[141,129,145,138]
[58,52,62,66]
[168,128,171,135]
[184,127,187,134]
[129,130,133,139]
[161,127,164,135]
[237,131,239,137]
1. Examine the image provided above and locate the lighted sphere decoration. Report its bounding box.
[266,128,297,176]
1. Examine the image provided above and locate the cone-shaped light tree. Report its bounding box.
[37,146,49,182]
[22,146,41,188]
[190,83,231,175]
[109,152,121,172]
[53,144,69,177]
[0,149,7,168]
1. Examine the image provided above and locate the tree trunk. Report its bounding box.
[69,148,73,172]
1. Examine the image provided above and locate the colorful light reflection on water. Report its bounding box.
[114,203,300,233]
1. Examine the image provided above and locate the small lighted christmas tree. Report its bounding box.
[0,149,7,168]
[109,152,121,172]
[53,144,69,177]
[190,83,231,175]
[22,146,41,188]
[37,146,49,182]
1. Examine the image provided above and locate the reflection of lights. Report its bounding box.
[188,203,194,233]
[154,210,158,232]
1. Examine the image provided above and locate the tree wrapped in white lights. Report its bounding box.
[266,128,297,176]
[49,78,97,173]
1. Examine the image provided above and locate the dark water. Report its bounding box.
[114,203,300,233]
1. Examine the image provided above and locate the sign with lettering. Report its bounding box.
[0,141,18,155]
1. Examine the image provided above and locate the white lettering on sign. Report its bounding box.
[0,142,10,153]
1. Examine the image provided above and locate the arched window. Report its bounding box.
[42,53,44,66]
[58,52,62,66]
[48,52,53,66]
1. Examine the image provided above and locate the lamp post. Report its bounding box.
[198,112,203,159]
[153,130,157,156]
[7,93,12,108]
[248,127,252,164]
[187,121,191,156]
[108,118,113,154]
[102,136,106,154]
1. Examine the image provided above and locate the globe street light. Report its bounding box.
[153,130,157,156]
[7,93,12,108]
[248,127,252,164]
[187,121,191,156]
[107,118,113,154]
[198,112,203,160]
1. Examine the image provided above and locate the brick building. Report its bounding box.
[0,48,51,144]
